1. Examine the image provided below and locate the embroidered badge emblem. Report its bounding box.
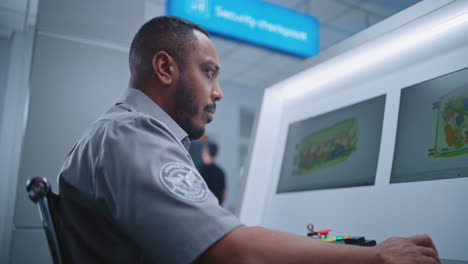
[160,162,208,202]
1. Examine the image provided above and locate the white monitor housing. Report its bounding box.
[240,0,468,261]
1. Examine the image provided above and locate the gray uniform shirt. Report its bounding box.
[58,88,241,264]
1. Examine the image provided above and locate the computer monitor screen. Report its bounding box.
[277,95,386,193]
[391,67,468,184]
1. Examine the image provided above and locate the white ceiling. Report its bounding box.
[0,0,421,91]
[0,0,38,37]
[146,0,422,92]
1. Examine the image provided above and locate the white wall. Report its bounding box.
[0,35,11,263]
[205,83,263,213]
[0,29,34,264]
[241,0,468,261]
[0,37,10,111]
[7,0,144,263]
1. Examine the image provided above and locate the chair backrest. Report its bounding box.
[26,177,65,264]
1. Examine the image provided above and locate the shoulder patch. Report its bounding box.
[160,162,209,202]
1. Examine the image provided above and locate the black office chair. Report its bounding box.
[26,177,65,264]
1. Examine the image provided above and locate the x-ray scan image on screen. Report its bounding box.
[391,67,468,184]
[277,95,386,193]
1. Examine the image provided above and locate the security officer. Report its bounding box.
[58,16,441,264]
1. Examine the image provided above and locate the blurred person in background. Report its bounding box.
[199,141,226,205]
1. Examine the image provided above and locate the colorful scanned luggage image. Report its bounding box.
[293,118,358,176]
[429,86,468,158]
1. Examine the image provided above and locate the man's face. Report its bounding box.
[174,30,223,140]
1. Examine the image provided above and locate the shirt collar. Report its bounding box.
[117,88,191,150]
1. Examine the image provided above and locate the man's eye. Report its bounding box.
[207,69,215,79]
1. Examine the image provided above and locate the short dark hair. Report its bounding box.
[206,142,218,158]
[129,16,209,76]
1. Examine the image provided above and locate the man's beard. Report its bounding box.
[174,74,205,140]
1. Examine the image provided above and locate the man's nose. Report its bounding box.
[212,82,223,102]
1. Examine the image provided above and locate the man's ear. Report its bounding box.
[152,51,178,86]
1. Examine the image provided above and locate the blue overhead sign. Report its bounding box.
[167,0,319,57]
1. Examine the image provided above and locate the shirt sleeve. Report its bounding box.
[94,117,241,263]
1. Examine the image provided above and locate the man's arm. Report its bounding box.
[195,226,440,264]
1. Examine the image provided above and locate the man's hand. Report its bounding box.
[195,226,442,264]
[375,235,441,264]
